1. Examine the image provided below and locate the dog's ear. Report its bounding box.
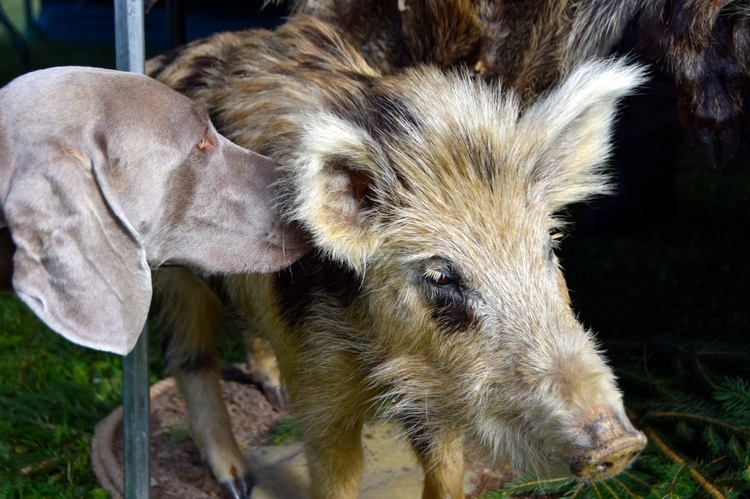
[4,153,151,355]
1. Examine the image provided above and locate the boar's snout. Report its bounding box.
[569,409,647,482]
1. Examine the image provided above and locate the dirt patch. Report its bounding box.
[92,373,286,498]
[92,371,510,498]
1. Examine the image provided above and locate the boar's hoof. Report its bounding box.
[220,472,251,499]
[220,365,288,411]
[263,383,289,412]
[569,431,647,482]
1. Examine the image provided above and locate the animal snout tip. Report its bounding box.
[569,430,647,482]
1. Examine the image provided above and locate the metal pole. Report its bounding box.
[121,329,150,499]
[114,1,149,497]
[115,0,145,73]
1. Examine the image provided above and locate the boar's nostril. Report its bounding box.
[569,432,647,482]
[597,461,613,473]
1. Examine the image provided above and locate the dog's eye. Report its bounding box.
[195,135,215,152]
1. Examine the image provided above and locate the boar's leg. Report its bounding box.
[174,370,250,498]
[281,338,372,499]
[304,416,366,499]
[244,335,287,410]
[298,405,366,498]
[407,427,465,499]
[153,268,251,498]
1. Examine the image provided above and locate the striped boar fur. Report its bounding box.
[147,14,647,498]
[293,0,750,170]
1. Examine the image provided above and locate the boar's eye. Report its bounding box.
[424,266,459,291]
[420,261,473,331]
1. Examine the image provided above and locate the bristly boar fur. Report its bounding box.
[147,14,647,499]
[293,0,750,170]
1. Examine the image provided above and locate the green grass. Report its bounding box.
[0,296,121,497]
[2,1,750,496]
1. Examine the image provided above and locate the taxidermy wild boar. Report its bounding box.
[147,14,647,499]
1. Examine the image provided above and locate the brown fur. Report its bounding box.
[292,0,642,99]
[638,0,750,167]
[293,0,750,169]
[147,15,647,498]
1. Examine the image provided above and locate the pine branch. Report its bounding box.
[644,425,726,499]
[495,475,575,497]
[646,412,750,439]
[727,437,750,471]
[695,359,721,390]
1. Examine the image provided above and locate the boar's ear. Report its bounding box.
[290,113,392,273]
[519,58,648,211]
